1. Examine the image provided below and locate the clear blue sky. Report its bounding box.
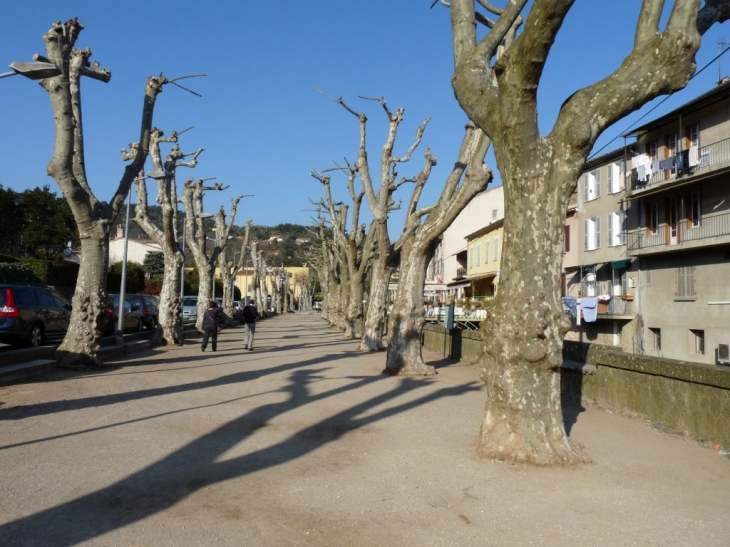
[1,1,728,229]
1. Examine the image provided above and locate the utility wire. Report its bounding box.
[589,43,730,160]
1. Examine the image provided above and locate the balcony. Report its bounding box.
[453,267,467,280]
[597,297,633,318]
[627,211,730,254]
[630,136,730,193]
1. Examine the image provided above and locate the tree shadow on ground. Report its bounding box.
[0,362,480,546]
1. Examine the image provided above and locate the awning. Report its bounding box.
[467,271,498,282]
[610,259,631,269]
[446,280,471,289]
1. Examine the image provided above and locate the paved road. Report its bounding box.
[0,313,729,546]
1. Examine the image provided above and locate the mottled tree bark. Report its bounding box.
[386,124,492,375]
[36,19,165,367]
[446,0,729,464]
[126,128,202,345]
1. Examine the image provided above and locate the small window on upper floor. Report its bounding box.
[583,169,601,202]
[647,140,658,161]
[607,162,623,194]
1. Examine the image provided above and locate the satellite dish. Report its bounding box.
[62,248,72,257]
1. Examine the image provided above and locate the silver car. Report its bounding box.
[182,296,198,324]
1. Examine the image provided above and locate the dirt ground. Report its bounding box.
[0,312,728,547]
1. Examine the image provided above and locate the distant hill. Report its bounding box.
[124,206,314,267]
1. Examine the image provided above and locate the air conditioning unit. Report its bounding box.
[718,344,730,365]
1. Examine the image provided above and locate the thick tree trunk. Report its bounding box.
[158,252,184,344]
[359,256,388,351]
[477,156,586,464]
[55,226,109,368]
[385,240,434,375]
[344,278,364,339]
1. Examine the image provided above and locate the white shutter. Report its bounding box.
[608,213,614,246]
[595,169,601,198]
[595,217,601,249]
[584,219,589,250]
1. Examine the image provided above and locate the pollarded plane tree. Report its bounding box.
[311,161,376,339]
[320,90,430,352]
[306,217,338,321]
[441,0,730,464]
[385,122,492,376]
[179,177,241,331]
[219,219,252,324]
[122,127,203,345]
[18,18,198,367]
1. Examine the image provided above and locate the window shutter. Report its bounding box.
[595,169,601,198]
[484,241,490,262]
[691,265,696,297]
[608,164,613,193]
[583,175,589,202]
[584,219,589,250]
[595,217,601,249]
[494,236,500,260]
[608,213,613,246]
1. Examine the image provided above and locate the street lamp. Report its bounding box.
[0,60,62,80]
[116,171,173,346]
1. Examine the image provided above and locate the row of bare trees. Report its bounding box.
[308,93,493,376]
[11,18,264,367]
[310,1,730,465]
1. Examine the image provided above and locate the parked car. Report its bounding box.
[100,294,145,335]
[108,293,159,331]
[232,300,245,322]
[0,283,72,347]
[182,296,198,324]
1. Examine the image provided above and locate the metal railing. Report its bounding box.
[628,211,730,251]
[455,267,466,278]
[632,136,730,191]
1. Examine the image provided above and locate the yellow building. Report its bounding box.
[465,218,503,298]
[233,265,312,301]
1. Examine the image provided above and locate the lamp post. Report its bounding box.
[0,60,62,80]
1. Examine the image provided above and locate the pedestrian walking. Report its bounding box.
[201,300,223,352]
[242,301,259,351]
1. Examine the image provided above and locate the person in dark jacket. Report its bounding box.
[201,300,223,352]
[242,301,259,351]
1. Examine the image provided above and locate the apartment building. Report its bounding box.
[563,147,638,351]
[623,79,730,365]
[464,218,503,298]
[425,185,504,302]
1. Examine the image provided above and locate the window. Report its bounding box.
[608,211,626,247]
[690,329,705,355]
[583,217,601,251]
[564,225,570,253]
[475,243,481,266]
[676,266,696,300]
[468,246,474,269]
[689,124,700,149]
[484,240,490,263]
[643,269,652,286]
[646,201,659,234]
[607,162,622,194]
[647,140,658,161]
[493,236,500,261]
[649,328,661,351]
[492,209,498,221]
[583,169,601,202]
[689,191,701,228]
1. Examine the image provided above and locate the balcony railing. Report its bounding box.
[598,297,633,316]
[627,211,730,251]
[631,136,730,191]
[454,267,467,279]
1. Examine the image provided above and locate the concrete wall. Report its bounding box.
[421,324,730,446]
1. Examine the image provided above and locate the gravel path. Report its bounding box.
[0,312,728,546]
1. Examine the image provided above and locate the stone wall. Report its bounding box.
[421,324,730,446]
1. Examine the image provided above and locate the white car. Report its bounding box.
[182,296,198,324]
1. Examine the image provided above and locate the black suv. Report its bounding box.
[0,284,72,347]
